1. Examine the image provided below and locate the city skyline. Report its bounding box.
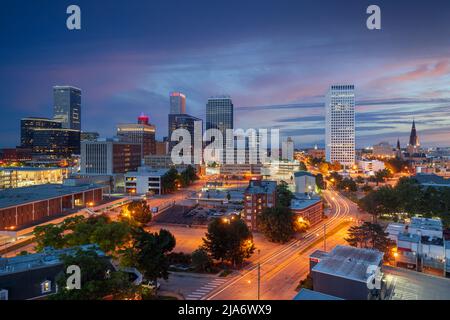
[0,0,449,148]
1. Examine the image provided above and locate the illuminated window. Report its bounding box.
[41,280,52,294]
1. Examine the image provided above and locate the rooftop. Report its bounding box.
[0,245,104,276]
[0,183,103,209]
[414,173,450,187]
[125,166,169,177]
[293,288,343,300]
[410,217,443,232]
[294,171,315,178]
[312,245,384,283]
[291,194,322,210]
[245,180,277,195]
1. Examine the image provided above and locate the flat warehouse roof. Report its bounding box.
[312,245,384,283]
[0,184,102,209]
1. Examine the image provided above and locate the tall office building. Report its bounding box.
[170,92,186,114]
[282,137,295,161]
[117,114,156,157]
[206,96,234,133]
[20,117,62,148]
[325,85,355,167]
[53,86,82,130]
[205,96,234,163]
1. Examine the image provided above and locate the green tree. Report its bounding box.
[202,218,255,267]
[34,224,66,251]
[126,228,176,283]
[161,168,179,193]
[345,222,395,259]
[337,178,357,192]
[127,200,152,226]
[276,182,294,207]
[315,173,326,190]
[258,206,296,243]
[51,249,133,300]
[191,248,213,272]
[355,176,365,184]
[299,162,307,171]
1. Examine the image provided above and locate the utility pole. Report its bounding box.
[257,249,261,300]
[323,224,327,251]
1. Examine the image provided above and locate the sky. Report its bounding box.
[0,0,449,148]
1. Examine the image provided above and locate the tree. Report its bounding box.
[226,192,231,201]
[191,248,213,272]
[328,171,343,186]
[258,206,296,243]
[276,182,294,207]
[127,200,152,226]
[330,161,342,171]
[34,224,66,251]
[318,162,329,175]
[337,178,357,192]
[345,222,395,259]
[51,249,133,300]
[299,162,307,171]
[124,228,176,283]
[315,174,326,190]
[161,168,179,193]
[202,218,255,267]
[355,176,365,184]
[358,185,400,221]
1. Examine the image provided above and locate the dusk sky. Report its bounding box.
[0,0,449,148]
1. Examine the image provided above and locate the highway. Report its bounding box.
[203,190,356,300]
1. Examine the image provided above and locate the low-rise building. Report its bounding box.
[294,171,317,194]
[243,180,277,230]
[372,142,394,158]
[386,217,446,273]
[261,160,302,182]
[0,183,104,232]
[358,159,385,176]
[290,195,323,226]
[0,167,70,189]
[310,245,385,300]
[124,166,169,196]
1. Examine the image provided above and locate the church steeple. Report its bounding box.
[408,119,419,147]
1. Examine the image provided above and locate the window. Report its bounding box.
[0,289,8,300]
[41,280,52,294]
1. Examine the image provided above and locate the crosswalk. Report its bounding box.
[185,278,228,300]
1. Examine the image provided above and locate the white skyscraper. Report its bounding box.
[282,137,294,161]
[325,85,355,168]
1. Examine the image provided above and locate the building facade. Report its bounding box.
[80,140,142,175]
[20,117,62,148]
[53,86,81,130]
[281,137,294,161]
[0,167,70,189]
[124,167,169,195]
[117,114,156,156]
[0,183,104,231]
[206,96,234,137]
[243,180,277,230]
[325,85,355,167]
[31,128,81,157]
[168,113,203,153]
[373,141,394,158]
[291,196,323,226]
[170,92,186,114]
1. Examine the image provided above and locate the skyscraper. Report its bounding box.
[282,137,294,161]
[117,113,156,157]
[53,86,82,130]
[170,92,186,114]
[325,85,355,168]
[206,96,234,163]
[206,96,234,134]
[168,114,203,152]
